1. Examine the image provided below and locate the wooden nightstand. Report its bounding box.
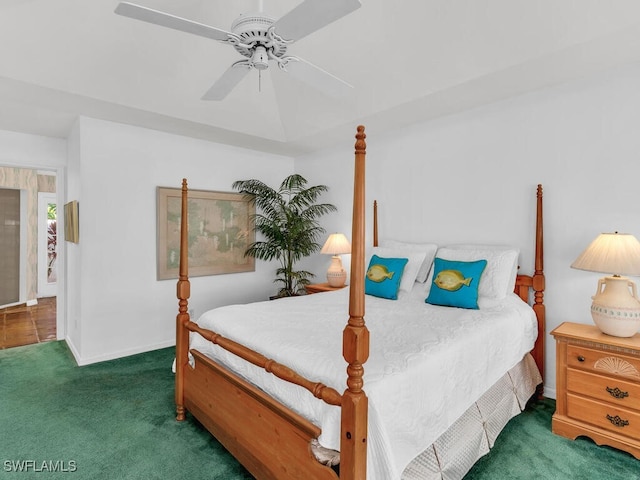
[551,322,640,459]
[304,283,346,294]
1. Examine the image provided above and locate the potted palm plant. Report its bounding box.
[232,174,337,298]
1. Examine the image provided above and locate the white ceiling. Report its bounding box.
[2,0,640,156]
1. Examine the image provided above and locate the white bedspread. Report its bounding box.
[190,282,537,480]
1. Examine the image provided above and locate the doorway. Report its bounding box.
[38,192,58,298]
[0,167,61,348]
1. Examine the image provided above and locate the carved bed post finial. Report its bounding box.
[175,178,191,421]
[341,125,369,480]
[355,125,366,155]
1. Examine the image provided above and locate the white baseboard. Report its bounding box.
[543,385,556,399]
[70,339,175,366]
[64,337,82,366]
[26,298,38,306]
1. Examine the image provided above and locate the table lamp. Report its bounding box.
[320,233,351,287]
[571,232,640,337]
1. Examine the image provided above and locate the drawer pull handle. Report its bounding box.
[577,355,585,362]
[606,386,629,399]
[606,414,629,428]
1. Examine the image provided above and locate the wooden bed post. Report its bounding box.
[175,178,191,421]
[341,126,369,480]
[532,184,545,379]
[373,200,378,247]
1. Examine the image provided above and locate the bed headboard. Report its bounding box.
[371,185,546,381]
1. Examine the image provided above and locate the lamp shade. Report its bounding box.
[321,233,351,255]
[571,232,640,276]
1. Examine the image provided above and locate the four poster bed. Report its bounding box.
[174,125,546,480]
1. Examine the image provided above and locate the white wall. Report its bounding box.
[296,61,640,399]
[0,130,67,168]
[66,117,294,365]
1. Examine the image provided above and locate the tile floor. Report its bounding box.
[0,297,56,349]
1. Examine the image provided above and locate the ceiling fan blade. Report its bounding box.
[114,2,232,42]
[283,57,353,98]
[272,0,361,42]
[202,62,252,101]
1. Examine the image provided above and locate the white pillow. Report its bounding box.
[368,246,426,294]
[433,245,520,302]
[378,240,438,283]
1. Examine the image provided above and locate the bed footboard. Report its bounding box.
[184,350,339,480]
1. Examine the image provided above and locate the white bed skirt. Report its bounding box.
[400,353,542,480]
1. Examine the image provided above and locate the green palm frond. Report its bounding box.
[233,174,337,297]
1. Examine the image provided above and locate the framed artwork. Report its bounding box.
[64,200,79,244]
[156,187,255,280]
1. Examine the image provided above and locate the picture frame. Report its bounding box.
[64,200,79,244]
[156,187,255,280]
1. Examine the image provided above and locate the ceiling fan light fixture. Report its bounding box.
[251,46,269,70]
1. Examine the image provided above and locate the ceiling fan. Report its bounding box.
[114,0,361,100]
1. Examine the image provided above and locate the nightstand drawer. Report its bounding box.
[567,393,640,438]
[567,368,640,406]
[567,344,640,380]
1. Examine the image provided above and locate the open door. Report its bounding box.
[0,188,20,306]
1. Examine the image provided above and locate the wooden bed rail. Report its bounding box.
[183,320,342,406]
[373,200,378,247]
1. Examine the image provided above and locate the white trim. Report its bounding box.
[64,337,81,366]
[19,189,27,304]
[0,301,22,309]
[71,340,176,366]
[543,385,556,399]
[55,169,66,340]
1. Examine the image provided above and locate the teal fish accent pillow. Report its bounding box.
[365,255,408,300]
[425,258,488,309]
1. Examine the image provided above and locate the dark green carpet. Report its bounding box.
[1,342,638,479]
[0,342,252,480]
[465,397,640,479]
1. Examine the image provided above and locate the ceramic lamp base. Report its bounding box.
[326,255,347,287]
[591,276,640,337]
[591,304,640,337]
[326,270,347,288]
